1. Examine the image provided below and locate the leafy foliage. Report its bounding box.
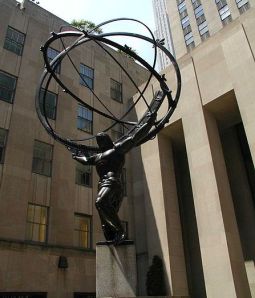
[70,19,102,34]
[117,45,137,61]
[146,255,167,296]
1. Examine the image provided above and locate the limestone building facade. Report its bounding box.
[135,1,255,297]
[166,0,254,58]
[0,0,148,297]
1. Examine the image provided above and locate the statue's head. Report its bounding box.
[96,132,114,151]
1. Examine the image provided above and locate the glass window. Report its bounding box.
[76,162,92,187]
[236,0,248,7]
[80,64,94,89]
[32,140,53,177]
[74,214,91,249]
[39,89,57,120]
[178,1,186,14]
[4,26,25,56]
[0,128,8,164]
[177,0,196,50]
[184,32,193,42]
[195,5,204,17]
[179,9,188,19]
[183,24,192,35]
[216,0,227,9]
[201,31,210,41]
[186,36,194,45]
[198,21,209,34]
[236,0,250,13]
[110,79,122,102]
[192,1,209,40]
[196,14,206,25]
[47,47,61,74]
[0,71,17,103]
[219,5,231,17]
[26,203,48,243]
[187,41,195,51]
[192,0,201,8]
[77,105,93,133]
[181,16,190,27]
[215,0,232,23]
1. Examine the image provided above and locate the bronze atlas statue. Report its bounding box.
[35,18,181,245]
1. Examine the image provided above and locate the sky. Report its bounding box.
[36,0,157,64]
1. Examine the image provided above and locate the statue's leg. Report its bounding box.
[96,186,125,244]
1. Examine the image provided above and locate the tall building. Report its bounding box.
[165,0,254,59]
[0,0,148,297]
[152,0,175,71]
[135,1,255,297]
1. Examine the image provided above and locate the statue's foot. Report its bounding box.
[114,231,126,246]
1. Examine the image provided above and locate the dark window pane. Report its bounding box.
[215,0,232,23]
[183,24,192,35]
[39,89,57,120]
[80,64,94,89]
[201,31,210,41]
[0,128,8,163]
[110,79,122,102]
[187,41,195,51]
[192,0,201,8]
[76,162,92,187]
[77,105,93,133]
[196,14,206,25]
[239,2,250,13]
[47,47,61,74]
[32,140,53,176]
[4,27,25,56]
[0,71,17,103]
[80,75,93,89]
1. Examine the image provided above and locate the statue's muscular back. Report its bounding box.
[95,149,125,179]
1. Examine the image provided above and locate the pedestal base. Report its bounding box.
[96,243,137,297]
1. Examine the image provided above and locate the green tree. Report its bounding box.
[118,45,137,61]
[70,19,102,34]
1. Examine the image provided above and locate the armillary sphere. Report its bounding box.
[35,18,181,155]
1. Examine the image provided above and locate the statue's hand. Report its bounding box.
[66,146,79,158]
[66,145,95,165]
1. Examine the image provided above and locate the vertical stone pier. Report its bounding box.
[96,241,137,297]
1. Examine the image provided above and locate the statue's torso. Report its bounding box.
[95,149,125,188]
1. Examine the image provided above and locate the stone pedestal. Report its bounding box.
[96,242,137,297]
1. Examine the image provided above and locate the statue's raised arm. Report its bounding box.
[73,153,98,166]
[114,111,157,155]
[66,146,98,165]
